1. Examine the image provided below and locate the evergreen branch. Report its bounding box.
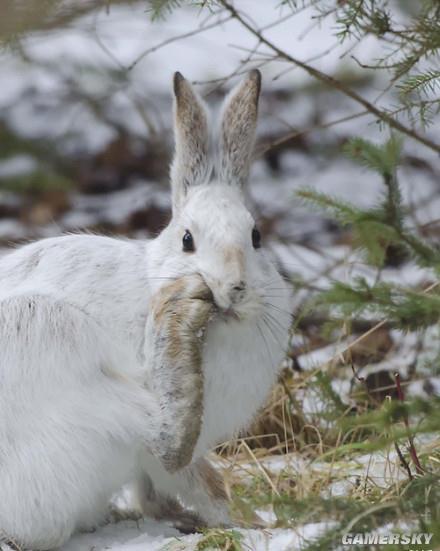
[398,70,440,99]
[319,280,440,364]
[149,0,185,20]
[343,136,402,178]
[218,0,440,154]
[148,0,216,20]
[296,189,361,224]
[318,278,440,330]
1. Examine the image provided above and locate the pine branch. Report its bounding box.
[343,136,402,179]
[317,278,440,330]
[398,70,440,99]
[149,0,185,20]
[218,0,440,155]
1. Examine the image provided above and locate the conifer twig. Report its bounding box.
[219,0,440,155]
[329,281,439,363]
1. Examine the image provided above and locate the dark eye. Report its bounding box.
[252,227,261,249]
[182,229,195,252]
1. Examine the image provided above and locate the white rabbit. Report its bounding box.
[0,70,292,550]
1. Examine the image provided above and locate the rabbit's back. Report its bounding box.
[0,234,152,347]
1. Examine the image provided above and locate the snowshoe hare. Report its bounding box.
[0,70,292,549]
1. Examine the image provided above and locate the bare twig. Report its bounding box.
[128,14,232,70]
[256,110,368,158]
[218,0,440,155]
[394,441,413,480]
[394,372,424,476]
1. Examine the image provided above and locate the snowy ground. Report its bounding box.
[63,521,311,551]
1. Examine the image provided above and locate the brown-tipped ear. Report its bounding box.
[170,72,211,213]
[218,69,261,188]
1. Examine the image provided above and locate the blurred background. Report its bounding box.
[1,0,438,250]
[2,1,440,548]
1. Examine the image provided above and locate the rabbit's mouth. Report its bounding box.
[210,290,263,323]
[215,305,241,322]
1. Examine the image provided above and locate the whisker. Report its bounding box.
[261,276,292,288]
[260,287,292,296]
[276,262,305,269]
[261,316,285,352]
[256,321,275,367]
[260,317,277,347]
[264,310,289,342]
[261,293,294,302]
[264,302,294,317]
[260,280,293,290]
[145,276,178,281]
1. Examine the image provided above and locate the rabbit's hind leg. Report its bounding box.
[0,294,147,550]
[135,473,205,534]
[0,535,21,551]
[180,458,231,529]
[137,457,231,533]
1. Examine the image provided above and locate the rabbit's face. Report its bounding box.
[163,70,290,323]
[168,184,284,322]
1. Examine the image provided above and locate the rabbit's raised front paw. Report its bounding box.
[151,273,214,332]
[147,274,214,472]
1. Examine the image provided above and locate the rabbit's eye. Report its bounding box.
[252,227,261,249]
[182,230,195,252]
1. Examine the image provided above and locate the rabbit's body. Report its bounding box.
[0,229,283,450]
[0,268,155,548]
[0,71,291,549]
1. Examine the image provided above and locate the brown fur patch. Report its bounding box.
[223,247,245,275]
[149,274,214,471]
[197,459,228,502]
[152,278,186,323]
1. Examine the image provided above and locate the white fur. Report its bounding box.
[0,72,291,549]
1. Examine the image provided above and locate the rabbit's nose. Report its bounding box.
[228,280,247,304]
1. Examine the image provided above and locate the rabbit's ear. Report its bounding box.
[171,72,211,212]
[218,70,261,188]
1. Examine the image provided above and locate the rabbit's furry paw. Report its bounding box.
[151,273,213,332]
[148,274,214,472]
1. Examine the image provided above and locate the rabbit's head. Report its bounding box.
[158,70,289,323]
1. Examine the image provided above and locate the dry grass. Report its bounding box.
[211,322,440,544]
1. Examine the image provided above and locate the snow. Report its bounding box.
[3,0,437,154]
[63,181,169,228]
[0,219,28,241]
[0,155,37,178]
[19,1,376,92]
[62,519,179,551]
[62,520,321,551]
